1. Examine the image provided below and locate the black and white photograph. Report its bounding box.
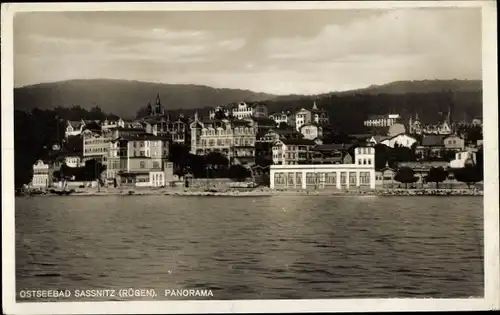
[2,1,499,314]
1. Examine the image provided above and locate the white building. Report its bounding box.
[62,155,84,168]
[380,133,418,149]
[295,108,312,131]
[269,111,295,127]
[230,102,268,120]
[65,120,86,138]
[270,147,375,189]
[299,123,323,140]
[101,118,125,129]
[449,150,477,169]
[364,114,401,127]
[31,160,53,189]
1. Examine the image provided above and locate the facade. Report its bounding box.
[190,113,257,165]
[299,123,323,140]
[375,167,396,188]
[380,133,418,149]
[101,118,125,129]
[82,128,113,162]
[209,106,231,120]
[310,101,329,125]
[449,150,477,169]
[364,114,401,127]
[309,144,347,164]
[443,135,465,151]
[108,133,172,186]
[415,135,445,159]
[31,160,53,189]
[230,101,268,119]
[271,139,316,165]
[269,111,295,127]
[408,112,453,135]
[65,120,86,138]
[270,146,375,189]
[62,154,84,168]
[295,108,312,132]
[258,129,303,143]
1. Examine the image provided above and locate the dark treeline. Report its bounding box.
[14,106,117,188]
[265,91,482,134]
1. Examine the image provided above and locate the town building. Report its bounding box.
[65,120,86,138]
[258,129,303,143]
[299,123,323,140]
[101,118,126,129]
[209,106,231,120]
[443,135,465,151]
[108,133,172,187]
[271,139,316,165]
[230,101,268,119]
[269,111,295,127]
[408,111,453,135]
[270,146,375,189]
[31,159,54,189]
[295,108,312,132]
[309,143,349,164]
[415,135,445,159]
[189,113,257,165]
[295,101,329,132]
[380,133,418,149]
[375,165,396,188]
[364,114,401,128]
[449,149,477,169]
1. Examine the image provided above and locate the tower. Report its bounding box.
[312,100,318,111]
[408,115,413,134]
[147,100,153,116]
[155,93,164,116]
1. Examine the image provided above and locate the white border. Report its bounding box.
[2,1,498,314]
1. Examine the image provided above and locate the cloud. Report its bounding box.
[13,9,482,95]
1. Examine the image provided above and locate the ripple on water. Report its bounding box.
[15,195,484,299]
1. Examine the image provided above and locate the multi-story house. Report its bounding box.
[65,120,86,138]
[209,106,231,120]
[101,118,125,129]
[443,135,465,152]
[258,129,303,143]
[31,159,54,189]
[190,113,257,165]
[449,149,477,169]
[380,133,418,149]
[364,114,401,128]
[272,139,316,165]
[295,108,312,132]
[269,110,295,127]
[408,112,453,135]
[311,101,329,125]
[299,123,323,140]
[415,135,445,160]
[82,128,113,163]
[108,133,172,187]
[230,101,268,120]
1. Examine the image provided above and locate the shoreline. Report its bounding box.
[19,187,484,197]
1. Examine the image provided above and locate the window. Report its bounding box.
[140,161,145,168]
[368,159,372,165]
[153,161,160,169]
[349,172,356,185]
[363,159,367,165]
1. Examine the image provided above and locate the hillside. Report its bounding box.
[14,79,482,125]
[14,79,277,119]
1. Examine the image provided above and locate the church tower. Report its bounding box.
[155,93,164,116]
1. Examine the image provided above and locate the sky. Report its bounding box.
[14,8,482,95]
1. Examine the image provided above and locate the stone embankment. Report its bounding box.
[18,186,483,197]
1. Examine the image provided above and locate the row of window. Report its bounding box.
[274,171,371,185]
[85,148,107,153]
[357,159,373,165]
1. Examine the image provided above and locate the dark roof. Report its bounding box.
[116,134,169,141]
[116,127,146,132]
[252,117,276,125]
[280,139,316,146]
[398,161,449,170]
[421,135,444,146]
[349,133,372,139]
[312,143,347,152]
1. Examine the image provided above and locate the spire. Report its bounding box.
[415,112,419,121]
[194,111,199,121]
[147,100,153,115]
[156,93,161,105]
[312,100,318,110]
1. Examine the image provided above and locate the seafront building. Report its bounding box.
[269,146,376,189]
[31,159,54,189]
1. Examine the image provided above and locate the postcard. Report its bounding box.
[2,1,499,314]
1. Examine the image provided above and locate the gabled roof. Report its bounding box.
[67,120,84,129]
[421,135,445,146]
[281,139,316,146]
[371,135,389,143]
[311,143,346,152]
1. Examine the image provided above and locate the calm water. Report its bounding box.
[15,195,484,301]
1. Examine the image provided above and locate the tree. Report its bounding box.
[425,166,448,189]
[374,143,389,170]
[228,165,251,182]
[394,166,419,189]
[214,109,228,120]
[454,166,482,189]
[278,122,289,129]
[169,143,190,175]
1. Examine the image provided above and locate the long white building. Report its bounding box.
[270,147,376,189]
